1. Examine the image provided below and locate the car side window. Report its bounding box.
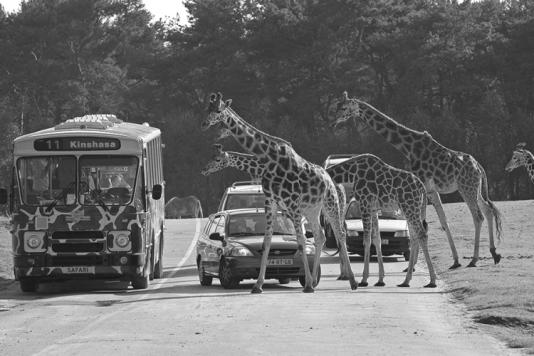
[207,216,220,235]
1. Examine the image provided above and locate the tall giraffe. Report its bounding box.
[201,144,348,231]
[334,92,503,268]
[201,93,357,293]
[505,142,534,183]
[326,153,436,287]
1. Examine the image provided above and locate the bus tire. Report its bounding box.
[132,249,152,289]
[19,278,38,292]
[154,232,164,279]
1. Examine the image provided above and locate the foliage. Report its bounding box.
[0,0,533,213]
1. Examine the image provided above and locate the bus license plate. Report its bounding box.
[268,259,293,266]
[61,266,95,274]
[382,239,389,245]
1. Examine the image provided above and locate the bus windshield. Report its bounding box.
[79,155,138,206]
[17,156,76,206]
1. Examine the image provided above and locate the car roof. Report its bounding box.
[224,181,263,194]
[323,154,356,168]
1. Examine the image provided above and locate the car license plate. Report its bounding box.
[268,259,293,266]
[382,239,389,245]
[61,266,95,274]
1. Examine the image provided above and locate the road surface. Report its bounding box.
[0,219,518,355]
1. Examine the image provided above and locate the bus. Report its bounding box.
[0,114,165,292]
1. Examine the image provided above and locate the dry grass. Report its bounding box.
[426,199,534,354]
[0,201,533,352]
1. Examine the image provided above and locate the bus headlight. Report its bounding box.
[347,230,358,237]
[305,245,316,255]
[394,230,409,238]
[109,231,131,251]
[23,231,46,252]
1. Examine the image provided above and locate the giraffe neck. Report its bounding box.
[221,107,287,161]
[358,101,428,159]
[523,150,534,181]
[228,151,265,178]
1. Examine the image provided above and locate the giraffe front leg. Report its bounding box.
[251,201,275,294]
[360,213,372,287]
[372,214,385,287]
[398,236,419,287]
[295,218,314,293]
[429,191,461,269]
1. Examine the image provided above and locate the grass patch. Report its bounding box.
[426,199,534,353]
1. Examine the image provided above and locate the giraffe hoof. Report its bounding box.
[350,280,358,290]
[302,286,314,293]
[358,281,368,287]
[449,262,462,270]
[250,287,263,294]
[467,261,477,268]
[493,254,502,264]
[402,267,415,273]
[424,282,437,288]
[374,281,385,287]
[397,282,410,287]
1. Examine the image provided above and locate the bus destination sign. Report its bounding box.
[34,137,121,151]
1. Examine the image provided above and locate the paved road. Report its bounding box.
[0,219,518,356]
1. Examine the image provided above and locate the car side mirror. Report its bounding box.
[305,231,313,239]
[209,232,224,241]
[0,189,7,204]
[152,184,162,200]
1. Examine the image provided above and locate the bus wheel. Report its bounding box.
[154,232,164,279]
[132,249,151,289]
[19,278,38,292]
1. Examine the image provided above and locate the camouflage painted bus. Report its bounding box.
[0,115,165,292]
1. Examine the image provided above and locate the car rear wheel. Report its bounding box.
[299,265,321,287]
[198,260,213,286]
[403,250,410,261]
[278,277,290,284]
[219,259,239,289]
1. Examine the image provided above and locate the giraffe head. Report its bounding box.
[201,144,231,176]
[201,92,233,131]
[332,91,360,128]
[216,128,232,141]
[505,142,529,172]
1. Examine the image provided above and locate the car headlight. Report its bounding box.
[23,231,46,252]
[305,245,315,255]
[229,246,253,257]
[109,231,131,251]
[347,230,358,237]
[394,230,409,238]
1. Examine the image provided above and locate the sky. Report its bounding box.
[0,0,188,23]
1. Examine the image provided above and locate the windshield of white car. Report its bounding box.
[345,202,403,220]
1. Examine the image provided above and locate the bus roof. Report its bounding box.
[13,115,161,155]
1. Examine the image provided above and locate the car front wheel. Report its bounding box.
[198,260,213,286]
[299,265,321,287]
[219,259,239,289]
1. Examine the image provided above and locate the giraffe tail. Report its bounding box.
[478,163,503,242]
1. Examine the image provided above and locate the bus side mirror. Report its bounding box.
[0,189,7,204]
[152,184,162,200]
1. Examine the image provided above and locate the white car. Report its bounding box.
[344,199,410,261]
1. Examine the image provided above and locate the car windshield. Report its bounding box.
[345,201,403,220]
[228,213,296,237]
[17,156,77,206]
[79,155,138,206]
[224,193,264,210]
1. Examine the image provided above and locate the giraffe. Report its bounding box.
[201,143,348,229]
[201,93,357,293]
[334,92,503,268]
[505,142,534,183]
[326,153,436,287]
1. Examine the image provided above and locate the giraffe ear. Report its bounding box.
[517,142,526,149]
[225,99,232,108]
[342,91,349,101]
